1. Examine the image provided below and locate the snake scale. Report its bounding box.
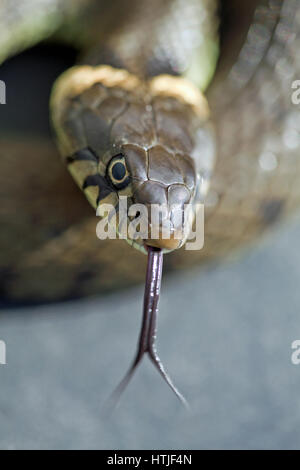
[0,0,300,306]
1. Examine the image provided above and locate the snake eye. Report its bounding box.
[107,154,130,189]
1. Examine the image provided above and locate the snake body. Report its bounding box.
[0,0,300,303]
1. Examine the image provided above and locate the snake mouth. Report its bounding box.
[117,212,183,255]
[143,234,184,251]
[123,232,184,255]
[106,244,187,411]
[122,207,191,254]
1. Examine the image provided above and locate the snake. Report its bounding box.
[0,0,299,403]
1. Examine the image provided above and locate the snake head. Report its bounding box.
[51,65,215,253]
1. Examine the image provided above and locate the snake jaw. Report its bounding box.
[105,245,187,411]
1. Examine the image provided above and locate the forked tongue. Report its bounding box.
[106,245,187,411]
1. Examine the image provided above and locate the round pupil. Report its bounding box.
[112,161,126,181]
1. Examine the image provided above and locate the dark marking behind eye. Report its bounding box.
[66,147,98,164]
[82,173,114,205]
[82,173,114,191]
[96,186,113,205]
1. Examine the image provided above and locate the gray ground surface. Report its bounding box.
[1,217,300,450]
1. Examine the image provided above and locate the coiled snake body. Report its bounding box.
[1,0,299,304]
[0,0,300,400]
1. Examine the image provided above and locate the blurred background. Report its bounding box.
[1,213,300,449]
